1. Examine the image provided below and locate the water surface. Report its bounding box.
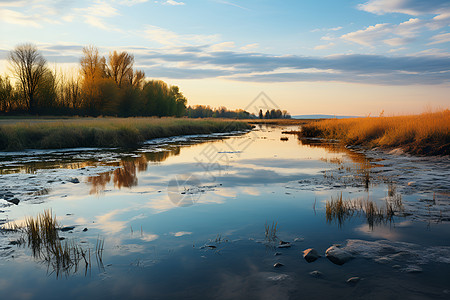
[0,125,449,299]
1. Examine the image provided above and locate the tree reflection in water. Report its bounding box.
[87,147,180,194]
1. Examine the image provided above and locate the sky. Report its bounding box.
[0,0,449,116]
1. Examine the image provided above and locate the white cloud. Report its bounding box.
[0,8,41,27]
[144,25,220,46]
[241,43,259,51]
[342,23,391,46]
[428,32,450,45]
[163,0,185,5]
[210,41,235,52]
[341,18,425,47]
[74,1,121,31]
[358,0,450,16]
[119,0,149,6]
[314,42,335,50]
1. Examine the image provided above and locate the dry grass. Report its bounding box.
[0,117,251,151]
[301,110,450,155]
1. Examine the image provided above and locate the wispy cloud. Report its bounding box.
[429,32,450,45]
[0,8,41,27]
[358,0,450,16]
[75,1,121,31]
[314,42,335,50]
[143,25,219,46]
[210,42,235,52]
[216,0,249,11]
[163,0,185,5]
[342,18,424,47]
[119,0,149,6]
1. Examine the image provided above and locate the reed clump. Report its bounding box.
[325,192,404,228]
[300,110,450,155]
[264,221,278,242]
[0,117,251,151]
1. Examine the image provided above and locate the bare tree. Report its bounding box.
[107,51,134,87]
[8,44,47,113]
[80,45,106,81]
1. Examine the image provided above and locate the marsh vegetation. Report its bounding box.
[0,117,251,151]
[300,110,450,155]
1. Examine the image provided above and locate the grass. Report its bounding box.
[1,209,105,277]
[264,221,278,242]
[325,192,404,229]
[300,110,450,155]
[0,117,252,151]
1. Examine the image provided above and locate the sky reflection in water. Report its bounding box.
[0,125,449,300]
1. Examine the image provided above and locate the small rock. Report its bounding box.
[82,228,88,232]
[60,226,75,232]
[347,277,360,284]
[68,177,79,184]
[309,270,323,278]
[273,262,284,268]
[6,198,19,205]
[407,181,415,186]
[325,245,353,265]
[277,241,291,248]
[274,252,282,256]
[303,248,320,263]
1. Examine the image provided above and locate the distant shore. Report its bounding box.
[0,117,251,151]
[299,110,449,156]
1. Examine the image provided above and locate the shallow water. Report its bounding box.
[0,125,449,300]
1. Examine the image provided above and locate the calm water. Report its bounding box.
[0,125,449,300]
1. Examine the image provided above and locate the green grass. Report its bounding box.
[0,117,252,151]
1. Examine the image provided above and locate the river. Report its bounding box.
[0,125,449,299]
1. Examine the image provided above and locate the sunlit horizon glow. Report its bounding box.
[0,0,449,116]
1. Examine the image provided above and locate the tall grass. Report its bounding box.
[301,110,450,155]
[0,117,252,151]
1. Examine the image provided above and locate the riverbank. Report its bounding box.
[300,110,450,156]
[0,117,251,151]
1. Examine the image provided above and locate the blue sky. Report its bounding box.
[0,0,449,115]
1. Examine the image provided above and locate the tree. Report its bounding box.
[8,44,47,113]
[259,109,263,119]
[107,51,134,88]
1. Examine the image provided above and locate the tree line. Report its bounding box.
[0,44,186,117]
[0,44,291,119]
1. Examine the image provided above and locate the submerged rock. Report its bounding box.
[325,245,353,265]
[273,262,284,268]
[346,277,361,284]
[303,248,320,263]
[277,241,291,248]
[403,265,423,273]
[60,226,75,232]
[309,270,324,278]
